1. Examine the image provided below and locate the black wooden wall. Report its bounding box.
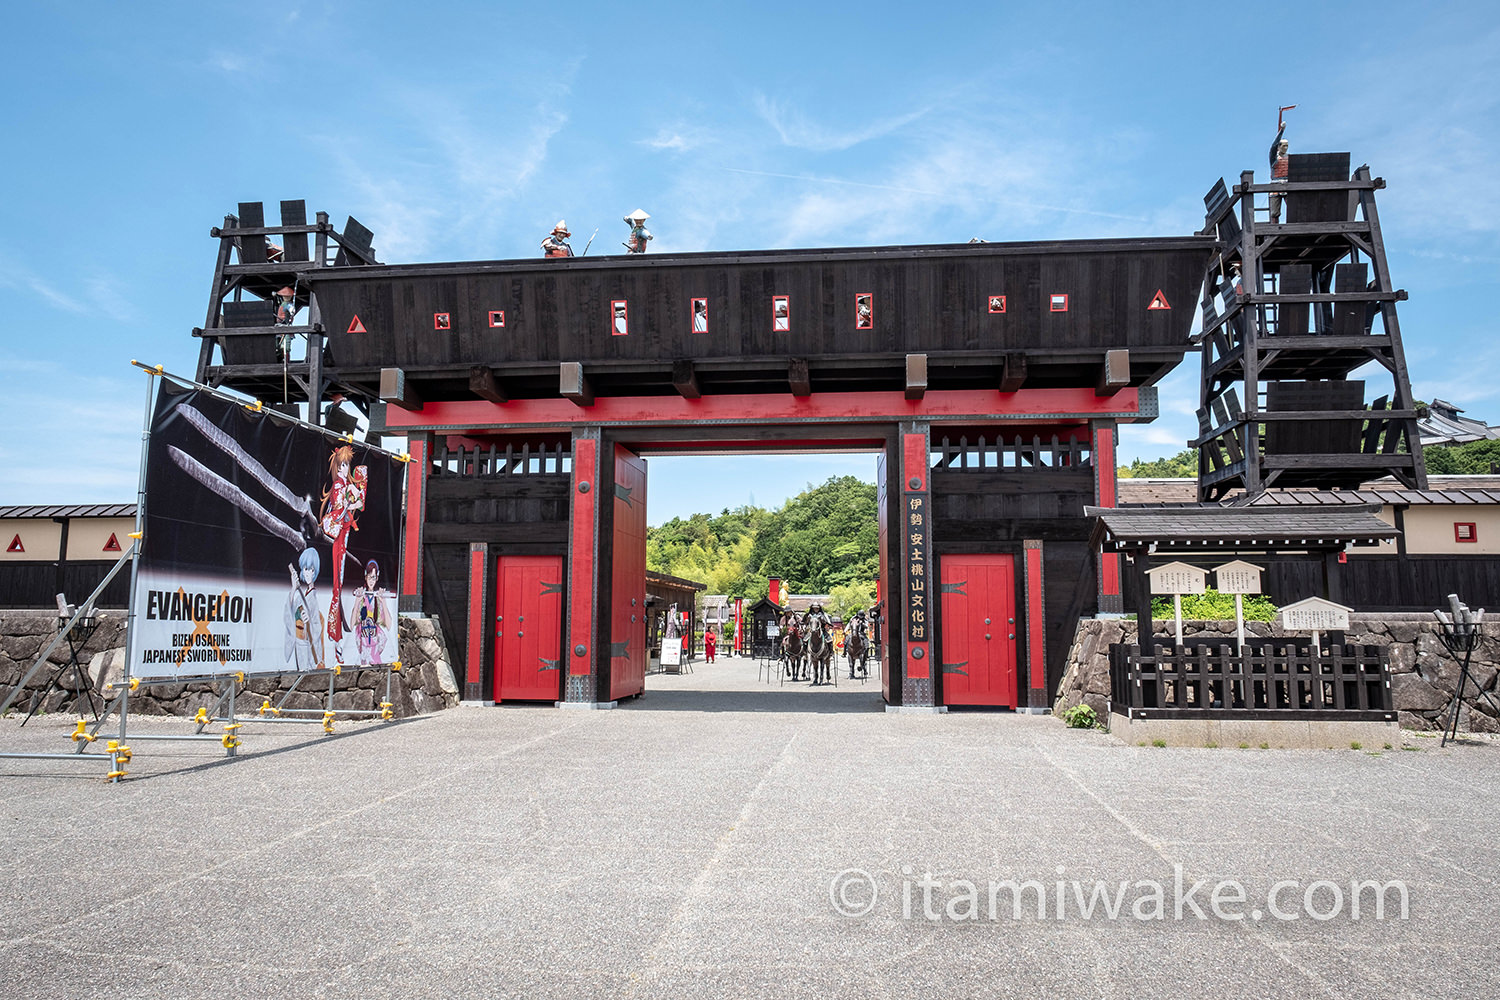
[930,467,1097,700]
[314,242,1208,372]
[422,473,571,685]
[0,562,131,610]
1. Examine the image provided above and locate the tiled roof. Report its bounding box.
[1087,504,1399,549]
[0,504,137,519]
[1116,476,1500,507]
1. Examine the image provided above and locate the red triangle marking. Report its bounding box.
[347,315,367,334]
[103,533,121,552]
[1148,290,1171,311]
[6,534,22,553]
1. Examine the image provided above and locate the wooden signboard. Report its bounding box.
[1147,562,1207,595]
[1213,560,1263,595]
[1279,597,1351,632]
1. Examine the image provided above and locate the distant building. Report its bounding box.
[1418,399,1500,447]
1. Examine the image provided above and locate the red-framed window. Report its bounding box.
[434,312,451,330]
[855,292,873,329]
[988,295,1006,314]
[611,300,628,336]
[488,310,505,328]
[690,297,708,333]
[773,295,790,332]
[1455,522,1478,543]
[1049,293,1069,313]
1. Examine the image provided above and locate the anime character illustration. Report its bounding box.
[285,547,327,671]
[320,444,368,664]
[352,559,393,665]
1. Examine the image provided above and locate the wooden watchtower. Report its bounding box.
[193,200,379,423]
[1193,154,1427,501]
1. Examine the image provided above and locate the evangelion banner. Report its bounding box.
[130,382,404,679]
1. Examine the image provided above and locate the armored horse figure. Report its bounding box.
[779,612,805,681]
[805,604,835,686]
[843,612,870,680]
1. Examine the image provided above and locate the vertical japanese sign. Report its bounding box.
[905,493,930,678]
[130,382,404,679]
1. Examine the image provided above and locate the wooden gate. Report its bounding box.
[492,555,565,702]
[938,554,1018,707]
[610,446,648,701]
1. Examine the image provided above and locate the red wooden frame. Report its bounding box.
[773,295,790,332]
[568,437,598,677]
[988,295,1007,314]
[1455,522,1478,542]
[466,545,486,693]
[1049,293,1069,313]
[434,312,451,330]
[690,297,708,334]
[610,300,628,337]
[855,292,873,330]
[488,310,505,328]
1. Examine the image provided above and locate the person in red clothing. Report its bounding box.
[705,628,717,663]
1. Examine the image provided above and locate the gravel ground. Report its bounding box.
[0,651,1495,999]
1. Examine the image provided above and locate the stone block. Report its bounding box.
[1390,672,1450,713]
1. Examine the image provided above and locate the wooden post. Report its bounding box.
[399,433,431,613]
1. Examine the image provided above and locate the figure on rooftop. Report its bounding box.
[1268,105,1295,223]
[541,220,574,258]
[623,209,652,253]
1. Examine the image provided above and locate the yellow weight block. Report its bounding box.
[129,677,141,691]
[71,720,95,743]
[221,733,240,749]
[195,707,210,725]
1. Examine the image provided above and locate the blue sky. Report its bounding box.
[2,2,1497,526]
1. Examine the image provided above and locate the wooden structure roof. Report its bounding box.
[1086,504,1399,553]
[1116,477,1500,507]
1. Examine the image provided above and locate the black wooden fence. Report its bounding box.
[1108,641,1394,721]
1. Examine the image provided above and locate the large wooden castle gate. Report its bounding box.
[194,210,1210,710]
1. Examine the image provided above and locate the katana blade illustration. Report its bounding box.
[177,404,312,520]
[168,446,308,551]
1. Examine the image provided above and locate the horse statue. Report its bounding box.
[843,614,870,680]
[804,606,835,686]
[780,614,805,681]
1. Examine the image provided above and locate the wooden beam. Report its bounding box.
[905,354,927,401]
[468,366,507,404]
[788,358,811,398]
[379,367,423,411]
[560,362,594,407]
[1095,349,1130,397]
[671,360,701,399]
[999,353,1028,393]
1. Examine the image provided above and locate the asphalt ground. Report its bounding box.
[1,651,1497,999]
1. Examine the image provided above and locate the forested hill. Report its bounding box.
[647,475,878,616]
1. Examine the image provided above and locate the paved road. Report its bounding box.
[1,653,1495,999]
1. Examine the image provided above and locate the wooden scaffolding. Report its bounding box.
[1193,154,1427,501]
[192,200,379,424]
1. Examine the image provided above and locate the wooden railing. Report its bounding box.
[431,442,571,478]
[1108,641,1394,720]
[931,433,1091,471]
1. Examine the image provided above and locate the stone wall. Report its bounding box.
[0,612,459,719]
[1055,616,1500,732]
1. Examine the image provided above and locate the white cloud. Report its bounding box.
[751,92,928,152]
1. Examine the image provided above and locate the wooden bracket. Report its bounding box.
[1095,349,1130,397]
[468,366,507,404]
[999,353,1028,393]
[905,354,928,401]
[788,358,811,398]
[560,362,594,406]
[671,360,701,400]
[378,368,423,411]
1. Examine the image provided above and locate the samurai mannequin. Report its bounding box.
[541,220,574,258]
[623,209,652,253]
[1268,123,1290,223]
[274,285,298,325]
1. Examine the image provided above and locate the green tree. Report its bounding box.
[1424,439,1500,475]
[1119,449,1197,479]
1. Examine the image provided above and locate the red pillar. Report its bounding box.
[563,428,604,704]
[897,422,935,709]
[464,542,488,702]
[399,432,430,613]
[1091,419,1123,614]
[1023,539,1047,710]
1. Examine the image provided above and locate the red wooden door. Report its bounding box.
[609,446,648,701]
[492,555,564,702]
[938,554,1018,707]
